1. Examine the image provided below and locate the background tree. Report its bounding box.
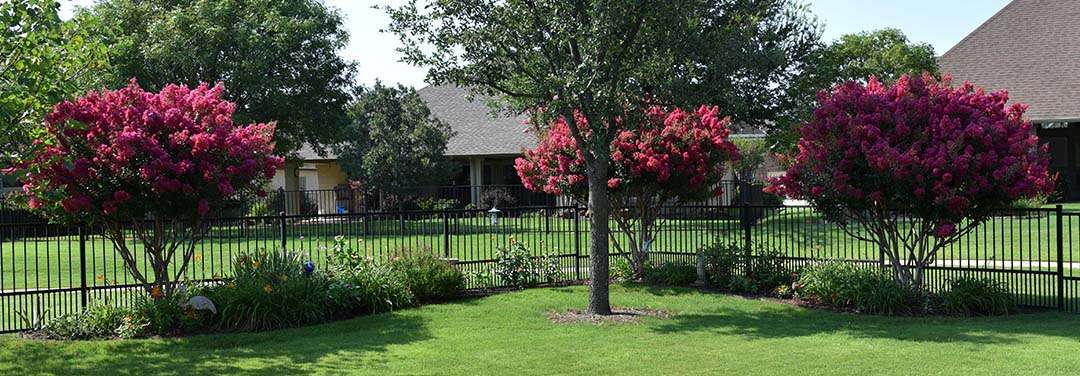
[516,105,740,279]
[14,81,283,297]
[387,0,818,315]
[775,28,939,149]
[0,0,110,164]
[335,83,455,196]
[86,0,356,155]
[767,74,1054,290]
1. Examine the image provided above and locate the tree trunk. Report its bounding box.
[586,156,613,315]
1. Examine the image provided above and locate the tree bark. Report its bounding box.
[586,155,613,315]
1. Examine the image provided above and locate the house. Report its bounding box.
[273,85,539,213]
[938,0,1080,199]
[273,84,780,214]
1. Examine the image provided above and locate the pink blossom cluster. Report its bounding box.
[15,80,284,221]
[766,74,1054,236]
[515,105,740,200]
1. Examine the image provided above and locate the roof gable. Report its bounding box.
[938,0,1080,122]
[416,85,536,157]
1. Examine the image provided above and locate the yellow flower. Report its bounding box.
[95,274,105,282]
[228,281,236,289]
[263,284,273,293]
[150,286,163,299]
[278,274,289,282]
[253,260,261,268]
[193,252,203,262]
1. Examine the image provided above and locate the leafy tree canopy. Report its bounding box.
[0,0,110,162]
[335,83,455,194]
[86,0,356,156]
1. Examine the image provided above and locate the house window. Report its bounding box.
[299,176,308,191]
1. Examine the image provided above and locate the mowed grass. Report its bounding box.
[1,285,1079,375]
[4,207,1080,291]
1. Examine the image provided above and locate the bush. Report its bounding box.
[200,251,334,332]
[936,277,1014,316]
[328,257,415,316]
[390,254,466,303]
[643,261,697,286]
[40,304,128,340]
[797,262,925,315]
[479,188,516,209]
[493,241,560,288]
[610,258,634,281]
[700,241,792,294]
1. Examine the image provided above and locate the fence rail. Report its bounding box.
[1,203,1078,333]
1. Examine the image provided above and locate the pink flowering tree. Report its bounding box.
[12,80,283,297]
[766,74,1054,289]
[516,105,740,279]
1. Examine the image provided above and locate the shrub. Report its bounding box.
[494,241,536,288]
[200,251,334,332]
[479,188,516,209]
[328,257,415,316]
[131,292,207,336]
[797,262,925,315]
[609,258,634,282]
[643,261,697,286]
[390,254,466,303]
[936,277,1014,316]
[700,241,792,294]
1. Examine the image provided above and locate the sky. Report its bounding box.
[60,0,1012,88]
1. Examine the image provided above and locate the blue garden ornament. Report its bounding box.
[302,260,316,276]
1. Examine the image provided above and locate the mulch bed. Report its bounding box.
[547,307,672,325]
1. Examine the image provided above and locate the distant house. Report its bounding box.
[273,84,778,213]
[938,0,1080,199]
[273,85,538,213]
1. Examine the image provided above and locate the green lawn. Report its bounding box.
[1,285,1079,375]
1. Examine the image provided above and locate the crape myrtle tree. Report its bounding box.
[387,0,818,314]
[766,74,1054,289]
[516,105,739,279]
[11,81,284,297]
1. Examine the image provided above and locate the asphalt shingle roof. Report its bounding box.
[416,85,535,157]
[938,0,1080,122]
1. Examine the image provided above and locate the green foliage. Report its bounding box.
[0,0,110,159]
[643,261,697,286]
[415,197,460,211]
[700,241,792,294]
[609,258,634,282]
[390,254,466,303]
[327,256,415,316]
[777,28,939,151]
[936,277,1014,316]
[200,251,334,332]
[85,0,355,154]
[493,241,560,288]
[797,262,925,315]
[336,83,454,193]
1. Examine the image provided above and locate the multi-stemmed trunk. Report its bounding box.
[102,216,204,298]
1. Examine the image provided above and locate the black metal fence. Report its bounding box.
[2,203,1080,333]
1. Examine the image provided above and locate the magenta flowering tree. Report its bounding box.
[516,105,740,278]
[766,74,1054,289]
[12,80,284,297]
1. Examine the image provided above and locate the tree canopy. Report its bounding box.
[0,0,110,162]
[86,0,356,156]
[335,83,455,195]
[387,0,819,314]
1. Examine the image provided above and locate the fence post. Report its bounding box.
[1056,204,1065,311]
[573,206,581,280]
[442,210,451,259]
[741,201,752,274]
[279,211,287,251]
[78,224,88,310]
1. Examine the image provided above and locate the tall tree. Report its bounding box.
[387,0,819,314]
[0,0,110,163]
[335,83,455,195]
[775,28,938,148]
[86,0,356,155]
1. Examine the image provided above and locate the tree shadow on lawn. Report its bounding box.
[0,312,432,375]
[649,300,1080,345]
